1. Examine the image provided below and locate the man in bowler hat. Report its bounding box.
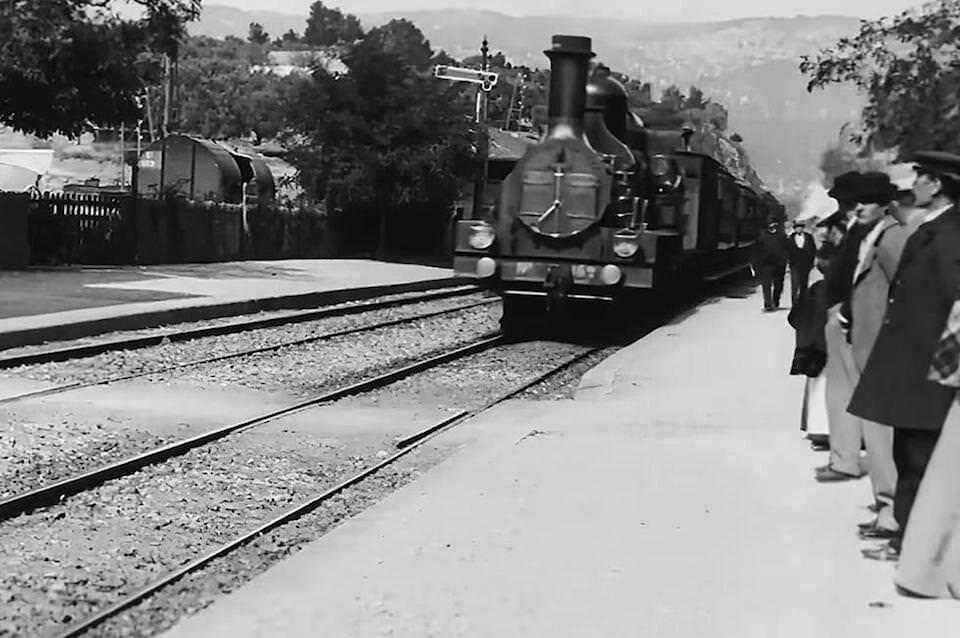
[816,171,871,482]
[849,152,960,561]
[787,219,816,305]
[817,171,860,249]
[841,172,903,538]
[751,220,789,311]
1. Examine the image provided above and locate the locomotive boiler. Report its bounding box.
[453,34,781,332]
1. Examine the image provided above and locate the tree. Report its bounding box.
[303,1,363,47]
[684,86,708,110]
[283,19,474,255]
[800,1,960,157]
[248,22,270,45]
[660,85,685,110]
[0,0,200,137]
[177,36,290,142]
[275,29,302,48]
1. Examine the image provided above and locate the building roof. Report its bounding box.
[488,128,537,161]
[254,50,348,77]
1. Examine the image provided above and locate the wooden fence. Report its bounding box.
[0,191,331,266]
[27,192,134,264]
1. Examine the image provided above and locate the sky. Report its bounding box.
[210,0,927,21]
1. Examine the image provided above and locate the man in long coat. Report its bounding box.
[846,172,922,537]
[787,219,816,305]
[815,171,870,481]
[751,220,789,311]
[849,152,960,561]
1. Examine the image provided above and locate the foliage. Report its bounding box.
[685,86,707,109]
[303,1,363,47]
[800,0,960,157]
[248,22,269,45]
[817,126,891,186]
[0,0,200,137]
[282,18,475,253]
[176,36,292,142]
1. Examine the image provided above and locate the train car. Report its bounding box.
[453,34,779,331]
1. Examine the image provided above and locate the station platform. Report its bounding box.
[164,285,957,638]
[0,260,458,349]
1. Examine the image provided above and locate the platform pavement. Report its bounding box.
[164,287,958,638]
[0,260,459,349]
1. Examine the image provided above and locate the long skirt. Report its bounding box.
[801,373,829,439]
[896,396,960,597]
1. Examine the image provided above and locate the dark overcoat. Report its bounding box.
[751,231,789,269]
[848,207,960,431]
[787,231,816,272]
[825,221,872,308]
[787,279,827,376]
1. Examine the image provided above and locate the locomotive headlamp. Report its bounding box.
[600,264,622,285]
[612,230,640,258]
[476,257,497,278]
[468,222,496,250]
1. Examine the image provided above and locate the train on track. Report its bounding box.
[453,34,784,331]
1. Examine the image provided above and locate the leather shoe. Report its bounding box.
[815,467,862,482]
[859,525,898,540]
[896,584,937,599]
[862,542,899,562]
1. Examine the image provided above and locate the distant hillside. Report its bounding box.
[192,6,866,194]
[190,5,307,39]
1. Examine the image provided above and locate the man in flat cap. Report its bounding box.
[849,152,960,562]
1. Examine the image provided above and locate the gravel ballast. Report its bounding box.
[0,338,611,637]
[0,293,493,388]
[0,303,501,499]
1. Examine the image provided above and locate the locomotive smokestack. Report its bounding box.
[544,35,594,139]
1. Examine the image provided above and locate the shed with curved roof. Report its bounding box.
[136,135,245,203]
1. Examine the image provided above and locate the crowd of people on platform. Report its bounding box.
[754,151,960,598]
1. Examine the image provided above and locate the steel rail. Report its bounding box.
[55,345,604,638]
[0,334,504,522]
[0,297,497,406]
[0,285,481,369]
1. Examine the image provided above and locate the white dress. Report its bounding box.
[801,373,829,438]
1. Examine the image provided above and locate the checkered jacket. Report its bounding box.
[928,300,960,387]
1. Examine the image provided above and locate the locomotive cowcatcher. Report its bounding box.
[453,35,783,332]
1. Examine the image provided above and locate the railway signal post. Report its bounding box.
[433,38,499,220]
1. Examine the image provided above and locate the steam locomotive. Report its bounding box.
[453,35,784,332]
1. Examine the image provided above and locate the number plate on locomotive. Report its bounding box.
[571,264,597,282]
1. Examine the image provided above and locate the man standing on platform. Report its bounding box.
[751,220,789,311]
[849,152,960,562]
[815,171,869,482]
[787,219,816,305]
[842,172,908,538]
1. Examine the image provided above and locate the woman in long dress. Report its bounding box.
[790,251,831,448]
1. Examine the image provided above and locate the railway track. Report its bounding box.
[0,334,504,521]
[52,344,602,638]
[0,285,481,369]
[0,291,495,405]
